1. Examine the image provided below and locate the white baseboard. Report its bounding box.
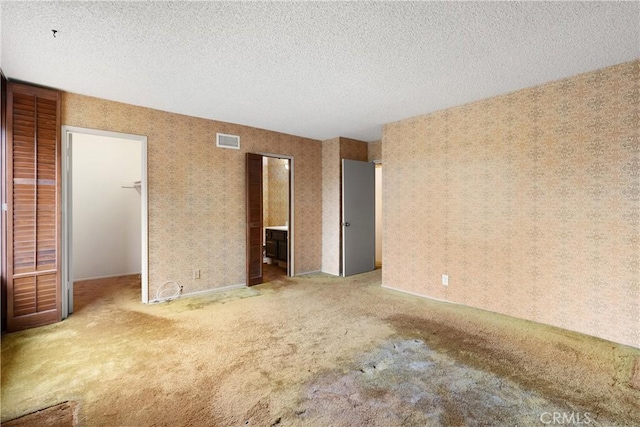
[296,270,322,276]
[151,282,247,304]
[381,284,456,306]
[183,283,246,298]
[75,272,141,282]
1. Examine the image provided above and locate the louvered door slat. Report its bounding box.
[13,179,36,273]
[36,275,57,311]
[6,82,61,331]
[13,277,36,316]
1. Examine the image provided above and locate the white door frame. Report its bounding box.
[61,126,149,317]
[373,161,382,268]
[258,152,294,277]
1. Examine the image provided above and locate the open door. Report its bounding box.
[342,159,375,276]
[246,153,263,286]
[5,82,62,331]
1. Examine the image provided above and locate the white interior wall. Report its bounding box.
[72,133,142,280]
[375,164,382,266]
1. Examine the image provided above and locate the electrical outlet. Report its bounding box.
[193,269,200,279]
[442,274,449,286]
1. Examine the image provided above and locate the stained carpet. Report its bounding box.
[2,271,639,426]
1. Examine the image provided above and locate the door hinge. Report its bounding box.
[2,203,7,211]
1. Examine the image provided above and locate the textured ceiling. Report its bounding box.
[1,1,638,142]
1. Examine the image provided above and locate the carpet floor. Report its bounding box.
[1,271,639,426]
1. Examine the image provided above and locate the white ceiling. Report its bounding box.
[1,1,638,142]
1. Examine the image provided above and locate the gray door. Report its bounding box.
[342,159,375,276]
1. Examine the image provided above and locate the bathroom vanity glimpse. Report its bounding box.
[265,226,288,264]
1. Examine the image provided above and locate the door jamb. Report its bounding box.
[61,126,149,317]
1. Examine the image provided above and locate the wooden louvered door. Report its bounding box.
[6,82,61,331]
[246,153,263,286]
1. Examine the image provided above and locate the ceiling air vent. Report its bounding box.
[216,133,240,150]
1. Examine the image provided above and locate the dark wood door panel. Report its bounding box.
[246,153,263,286]
[6,82,61,332]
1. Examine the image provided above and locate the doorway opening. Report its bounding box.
[262,156,290,282]
[61,127,148,317]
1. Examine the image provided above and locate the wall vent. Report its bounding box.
[216,133,240,150]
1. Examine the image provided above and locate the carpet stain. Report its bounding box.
[300,339,592,426]
[386,313,640,425]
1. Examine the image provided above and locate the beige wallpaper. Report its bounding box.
[383,60,640,348]
[62,93,322,298]
[264,158,289,227]
[340,138,369,163]
[321,137,368,275]
[368,140,382,162]
[321,138,341,275]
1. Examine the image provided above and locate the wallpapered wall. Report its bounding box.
[321,137,368,275]
[322,138,341,275]
[368,140,382,162]
[62,93,322,298]
[263,158,289,227]
[383,60,639,348]
[341,138,369,162]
